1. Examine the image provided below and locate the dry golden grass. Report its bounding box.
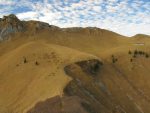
[0,27,149,113]
[0,40,98,113]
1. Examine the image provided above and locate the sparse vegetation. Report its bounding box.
[129,50,149,59]
[111,55,114,58]
[145,54,149,58]
[128,50,132,54]
[0,14,150,113]
[23,57,27,63]
[111,55,118,63]
[138,51,142,55]
[134,50,138,55]
[35,61,39,65]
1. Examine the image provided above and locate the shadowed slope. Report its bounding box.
[63,55,150,113]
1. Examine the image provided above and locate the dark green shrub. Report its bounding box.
[112,57,118,63]
[128,50,132,54]
[134,50,138,55]
[138,51,143,55]
[111,55,118,63]
[115,58,118,62]
[35,61,39,65]
[112,59,115,63]
[145,54,149,58]
[24,57,27,63]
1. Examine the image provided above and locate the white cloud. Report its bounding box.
[92,6,102,12]
[0,0,14,5]
[17,11,39,20]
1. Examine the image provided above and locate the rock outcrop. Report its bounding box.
[27,96,88,113]
[0,14,59,40]
[0,14,124,41]
[63,59,108,113]
[75,59,103,75]
[0,14,25,40]
[26,59,103,113]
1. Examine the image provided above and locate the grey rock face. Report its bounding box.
[35,22,50,30]
[35,21,59,30]
[0,14,25,40]
[0,14,59,41]
[75,59,103,75]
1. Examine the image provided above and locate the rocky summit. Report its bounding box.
[0,14,58,40]
[0,14,25,40]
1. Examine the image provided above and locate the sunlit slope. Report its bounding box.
[96,37,150,112]
[34,28,128,54]
[63,38,150,113]
[97,48,150,113]
[0,28,123,55]
[0,21,150,113]
[1,27,126,54]
[0,41,98,113]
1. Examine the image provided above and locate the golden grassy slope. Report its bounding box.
[0,40,98,113]
[0,27,149,113]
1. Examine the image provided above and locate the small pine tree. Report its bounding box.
[138,51,143,55]
[115,58,118,62]
[112,58,116,63]
[134,50,138,55]
[24,57,27,63]
[128,50,132,54]
[35,61,39,65]
[112,57,118,63]
[145,54,149,58]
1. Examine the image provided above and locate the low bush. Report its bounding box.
[23,57,27,63]
[35,61,39,65]
[134,50,138,55]
[145,54,149,58]
[128,50,132,54]
[112,56,118,63]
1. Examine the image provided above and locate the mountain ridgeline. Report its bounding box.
[0,14,150,113]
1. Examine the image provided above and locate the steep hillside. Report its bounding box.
[0,41,99,113]
[63,49,150,113]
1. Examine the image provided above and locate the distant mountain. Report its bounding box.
[0,14,149,41]
[132,34,150,39]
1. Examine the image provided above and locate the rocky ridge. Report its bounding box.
[0,14,58,40]
[0,14,25,40]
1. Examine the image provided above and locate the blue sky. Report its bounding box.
[0,0,150,36]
